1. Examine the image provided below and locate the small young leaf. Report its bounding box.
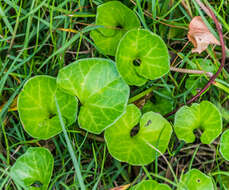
[57,58,129,134]
[178,169,214,190]
[10,147,54,190]
[185,76,206,95]
[18,76,78,139]
[220,129,229,161]
[132,180,171,190]
[174,101,222,144]
[104,104,172,165]
[142,90,173,115]
[188,58,216,73]
[185,59,216,95]
[116,29,170,86]
[90,1,140,56]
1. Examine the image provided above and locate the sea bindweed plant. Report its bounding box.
[12,1,228,188]
[174,101,222,144]
[57,58,129,134]
[90,1,140,56]
[17,76,78,139]
[10,147,54,190]
[116,29,170,86]
[104,104,172,165]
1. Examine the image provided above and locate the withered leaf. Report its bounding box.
[188,16,220,54]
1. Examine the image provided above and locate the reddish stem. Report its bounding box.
[164,4,226,118]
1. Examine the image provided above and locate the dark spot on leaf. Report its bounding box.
[133,58,141,67]
[196,179,201,183]
[145,120,152,127]
[31,181,43,188]
[116,24,123,29]
[130,125,140,137]
[49,113,56,119]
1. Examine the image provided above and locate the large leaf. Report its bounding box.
[220,129,229,161]
[10,147,54,190]
[90,1,140,56]
[104,104,172,165]
[178,169,214,190]
[57,58,130,134]
[174,101,222,144]
[132,180,171,190]
[18,76,78,139]
[116,29,170,86]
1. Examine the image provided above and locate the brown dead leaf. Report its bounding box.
[188,16,220,54]
[110,184,130,190]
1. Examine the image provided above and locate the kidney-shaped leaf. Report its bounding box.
[10,147,54,190]
[220,129,229,161]
[18,76,78,139]
[90,1,140,56]
[116,29,170,86]
[132,180,171,190]
[57,58,129,134]
[178,169,214,190]
[174,101,222,144]
[104,104,172,165]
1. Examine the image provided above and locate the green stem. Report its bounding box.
[128,86,154,103]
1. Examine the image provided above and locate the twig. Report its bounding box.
[165,1,226,118]
[170,66,213,77]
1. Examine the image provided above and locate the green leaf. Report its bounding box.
[185,58,216,95]
[185,76,206,95]
[90,1,140,56]
[178,169,214,190]
[220,129,229,161]
[116,29,170,86]
[142,90,173,115]
[57,58,129,134]
[188,58,216,73]
[104,104,172,165]
[132,180,171,190]
[10,147,54,190]
[18,76,78,139]
[174,101,222,144]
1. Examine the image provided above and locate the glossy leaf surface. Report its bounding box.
[10,147,54,190]
[132,180,171,190]
[178,169,214,190]
[18,76,78,139]
[90,1,140,56]
[174,101,222,144]
[220,129,229,161]
[57,58,129,134]
[116,29,170,86]
[105,104,172,165]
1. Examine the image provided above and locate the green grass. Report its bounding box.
[1,0,229,189]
